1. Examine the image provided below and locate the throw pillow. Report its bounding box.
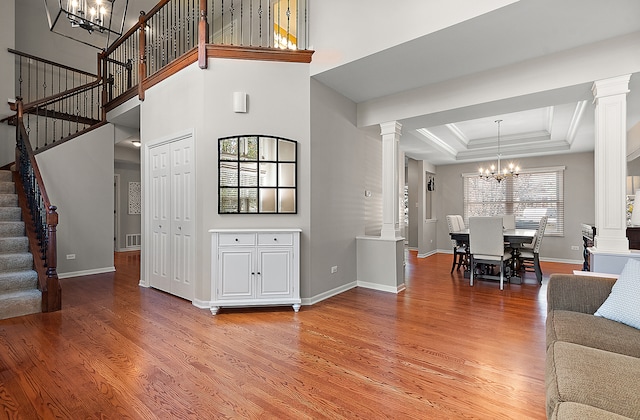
[595,258,640,329]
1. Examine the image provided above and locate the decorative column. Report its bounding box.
[380,121,402,239]
[592,75,631,252]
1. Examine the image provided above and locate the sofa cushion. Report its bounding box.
[546,341,640,419]
[595,258,640,329]
[547,310,640,357]
[551,402,634,420]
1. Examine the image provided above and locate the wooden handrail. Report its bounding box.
[11,98,61,312]
[8,48,98,79]
[22,79,102,114]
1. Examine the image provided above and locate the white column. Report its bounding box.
[398,148,406,239]
[380,121,402,239]
[592,75,631,252]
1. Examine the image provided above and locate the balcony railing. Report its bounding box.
[100,0,311,110]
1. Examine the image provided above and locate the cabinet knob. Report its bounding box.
[274,237,277,241]
[257,272,261,275]
[251,272,255,275]
[235,238,238,241]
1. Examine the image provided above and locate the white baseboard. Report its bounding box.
[301,281,357,306]
[192,298,210,309]
[138,279,149,287]
[58,266,116,279]
[356,281,406,294]
[417,250,438,258]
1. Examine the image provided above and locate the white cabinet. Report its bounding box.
[210,229,301,315]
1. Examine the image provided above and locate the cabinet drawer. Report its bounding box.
[258,233,293,246]
[218,233,256,246]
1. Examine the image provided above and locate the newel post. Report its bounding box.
[45,205,61,312]
[198,0,208,69]
[138,11,147,101]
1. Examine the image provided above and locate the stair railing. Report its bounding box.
[8,48,98,106]
[10,98,61,312]
[20,79,105,153]
[100,0,312,111]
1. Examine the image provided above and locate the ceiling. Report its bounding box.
[311,0,640,166]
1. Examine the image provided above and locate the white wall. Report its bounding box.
[435,151,595,263]
[140,59,310,303]
[309,79,382,299]
[309,0,518,75]
[36,124,116,276]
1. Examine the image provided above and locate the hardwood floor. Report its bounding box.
[0,250,580,419]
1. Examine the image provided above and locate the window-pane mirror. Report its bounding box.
[219,135,297,214]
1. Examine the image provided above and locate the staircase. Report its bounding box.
[0,170,41,319]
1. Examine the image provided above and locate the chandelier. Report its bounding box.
[479,119,520,182]
[66,0,111,33]
[44,0,128,49]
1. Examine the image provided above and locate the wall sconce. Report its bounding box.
[233,92,247,113]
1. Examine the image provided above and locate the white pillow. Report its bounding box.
[595,258,640,330]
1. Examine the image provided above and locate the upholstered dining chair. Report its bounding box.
[502,214,516,230]
[468,216,512,290]
[446,215,468,273]
[519,216,548,283]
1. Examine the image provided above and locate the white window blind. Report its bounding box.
[463,167,564,235]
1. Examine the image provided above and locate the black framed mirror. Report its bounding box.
[218,135,297,214]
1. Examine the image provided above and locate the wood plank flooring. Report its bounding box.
[0,250,580,419]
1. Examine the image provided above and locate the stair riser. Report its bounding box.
[0,254,33,272]
[0,208,22,221]
[0,271,38,292]
[0,290,42,320]
[0,237,29,253]
[0,171,12,182]
[0,194,18,207]
[0,222,25,237]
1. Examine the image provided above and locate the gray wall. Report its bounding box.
[115,160,141,250]
[435,151,595,263]
[309,79,383,300]
[1,0,15,166]
[406,158,419,248]
[140,59,311,303]
[36,124,116,276]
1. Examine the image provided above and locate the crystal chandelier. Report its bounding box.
[478,119,520,182]
[44,0,128,49]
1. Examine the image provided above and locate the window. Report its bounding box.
[463,166,564,235]
[219,135,297,214]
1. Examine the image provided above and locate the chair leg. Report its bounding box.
[499,259,504,290]
[469,256,474,287]
[534,254,543,283]
[451,248,457,273]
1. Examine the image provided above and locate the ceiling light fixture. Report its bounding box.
[479,119,520,182]
[132,140,141,147]
[44,0,129,49]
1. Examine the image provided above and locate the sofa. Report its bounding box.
[546,273,640,419]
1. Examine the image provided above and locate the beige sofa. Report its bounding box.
[546,274,640,419]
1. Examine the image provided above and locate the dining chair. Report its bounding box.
[519,215,548,283]
[446,215,468,273]
[468,216,512,290]
[502,214,516,230]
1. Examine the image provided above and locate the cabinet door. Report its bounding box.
[257,248,292,298]
[218,248,255,299]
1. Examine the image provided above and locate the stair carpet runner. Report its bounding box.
[0,170,41,319]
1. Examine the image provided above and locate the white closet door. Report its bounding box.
[170,138,195,300]
[149,143,171,292]
[148,135,195,301]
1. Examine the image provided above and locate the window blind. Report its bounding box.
[463,167,564,235]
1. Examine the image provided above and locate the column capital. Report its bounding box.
[380,121,402,136]
[592,75,631,100]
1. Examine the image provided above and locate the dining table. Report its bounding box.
[449,228,537,284]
